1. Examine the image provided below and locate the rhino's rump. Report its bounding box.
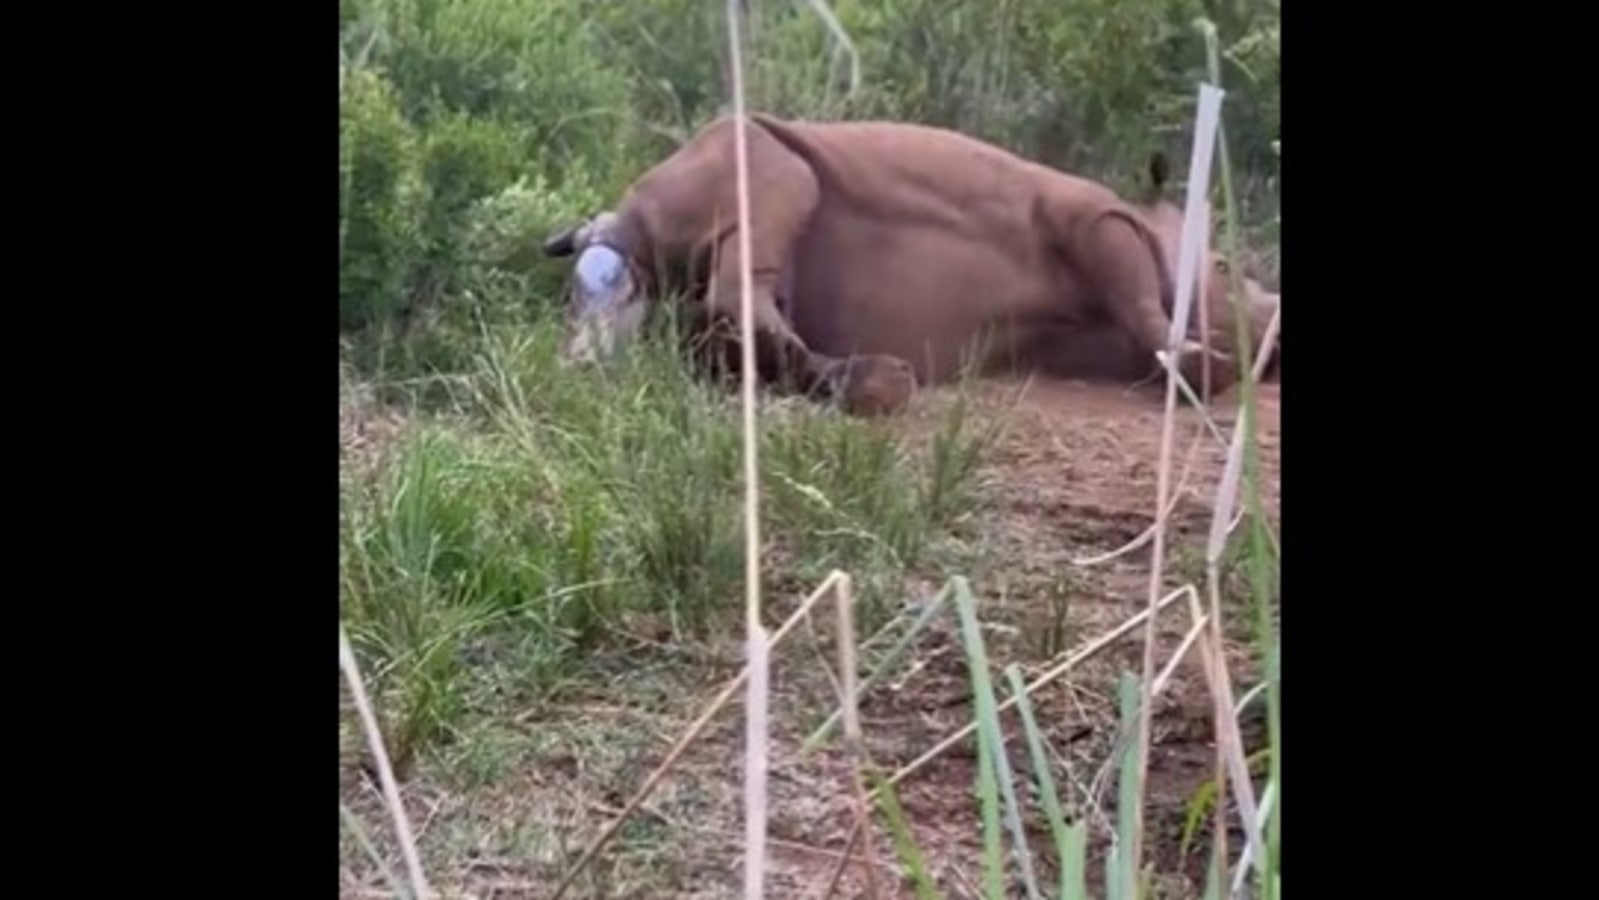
[762,124,1098,383]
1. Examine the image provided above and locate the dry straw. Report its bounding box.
[720,3,773,897]
[1133,81,1226,879]
[339,624,434,900]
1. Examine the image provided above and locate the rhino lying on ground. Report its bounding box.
[543,113,1280,415]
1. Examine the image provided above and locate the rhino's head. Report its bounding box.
[1139,151,1281,383]
[542,211,648,365]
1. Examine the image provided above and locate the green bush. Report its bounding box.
[372,0,635,174]
[339,65,425,332]
[417,111,521,262]
[339,0,638,362]
[455,170,608,310]
[381,170,609,378]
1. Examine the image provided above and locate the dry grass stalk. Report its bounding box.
[1233,779,1277,896]
[1250,302,1282,383]
[1183,584,1261,885]
[875,585,1190,796]
[1196,199,1215,402]
[831,573,883,899]
[339,623,434,900]
[817,825,866,900]
[1198,294,1280,893]
[1132,83,1226,878]
[1082,584,1200,819]
[743,632,773,900]
[1171,361,1233,448]
[1070,423,1206,567]
[720,3,776,897]
[1152,609,1210,699]
[550,571,848,900]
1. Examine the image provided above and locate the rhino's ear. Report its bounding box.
[542,224,582,258]
[1148,151,1171,192]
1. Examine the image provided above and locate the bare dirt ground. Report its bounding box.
[340,376,1280,900]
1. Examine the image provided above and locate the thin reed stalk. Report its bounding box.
[339,623,433,900]
[875,585,1190,796]
[1202,21,1281,896]
[832,573,884,899]
[1132,81,1227,880]
[551,572,848,900]
[723,3,771,897]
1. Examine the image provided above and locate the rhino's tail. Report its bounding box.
[1148,151,1172,194]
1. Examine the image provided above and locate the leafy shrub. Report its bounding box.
[340,65,425,332]
[339,0,639,357]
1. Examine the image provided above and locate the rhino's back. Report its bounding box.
[752,118,1091,381]
[760,117,1063,242]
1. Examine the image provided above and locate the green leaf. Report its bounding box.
[1005,664,1087,900]
[867,768,944,900]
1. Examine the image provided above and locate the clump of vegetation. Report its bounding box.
[340,317,992,770]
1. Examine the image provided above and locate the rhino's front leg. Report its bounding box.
[698,120,916,416]
[808,351,918,417]
[704,256,915,417]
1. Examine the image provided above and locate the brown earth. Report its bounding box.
[340,375,1280,900]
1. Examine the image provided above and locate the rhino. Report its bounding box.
[542,113,1279,415]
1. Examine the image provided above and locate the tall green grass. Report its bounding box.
[339,316,992,770]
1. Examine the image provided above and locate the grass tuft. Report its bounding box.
[340,317,990,772]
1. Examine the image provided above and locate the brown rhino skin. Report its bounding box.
[547,114,1265,415]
